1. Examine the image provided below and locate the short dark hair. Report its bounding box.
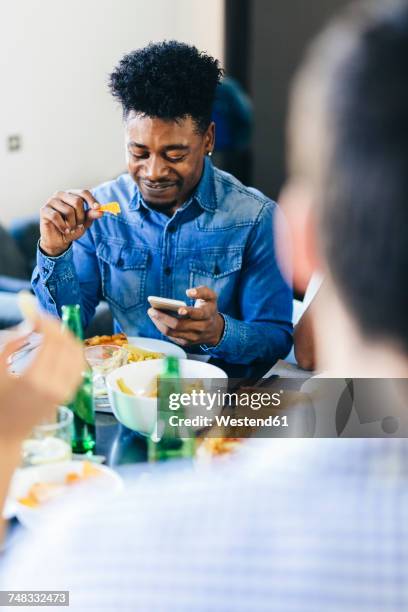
[295,1,408,353]
[109,40,223,132]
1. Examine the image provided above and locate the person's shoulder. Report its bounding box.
[213,166,276,223]
[92,173,135,203]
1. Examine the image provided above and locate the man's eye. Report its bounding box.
[166,155,185,163]
[130,152,148,160]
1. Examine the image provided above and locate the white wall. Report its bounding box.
[0,0,224,225]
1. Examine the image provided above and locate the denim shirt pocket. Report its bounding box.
[97,240,149,311]
[189,247,243,305]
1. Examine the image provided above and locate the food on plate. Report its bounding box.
[82,460,103,478]
[65,472,81,485]
[84,335,163,362]
[84,333,128,347]
[65,462,100,483]
[100,201,121,215]
[18,461,103,508]
[199,437,243,457]
[124,344,163,362]
[18,482,63,508]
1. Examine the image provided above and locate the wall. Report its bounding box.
[250,0,347,200]
[0,0,224,225]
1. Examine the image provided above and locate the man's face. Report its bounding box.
[125,113,213,214]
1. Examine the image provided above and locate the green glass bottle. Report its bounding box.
[61,304,96,454]
[148,356,195,462]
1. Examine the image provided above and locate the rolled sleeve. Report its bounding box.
[32,243,77,317]
[201,313,247,357]
[36,243,74,281]
[32,235,100,327]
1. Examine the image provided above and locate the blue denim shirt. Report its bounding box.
[32,158,292,364]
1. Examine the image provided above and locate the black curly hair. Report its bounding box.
[109,40,223,133]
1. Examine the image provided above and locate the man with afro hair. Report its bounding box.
[33,41,292,366]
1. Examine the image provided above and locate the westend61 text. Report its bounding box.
[168,414,289,428]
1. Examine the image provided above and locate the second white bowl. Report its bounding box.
[106,359,227,435]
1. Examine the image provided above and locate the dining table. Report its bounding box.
[3,339,311,556]
[8,333,311,468]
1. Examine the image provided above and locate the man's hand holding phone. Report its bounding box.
[147,287,225,347]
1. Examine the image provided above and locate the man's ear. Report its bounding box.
[204,122,216,154]
[276,181,321,294]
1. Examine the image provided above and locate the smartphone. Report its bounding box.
[147,296,188,318]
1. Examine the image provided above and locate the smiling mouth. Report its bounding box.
[142,181,177,191]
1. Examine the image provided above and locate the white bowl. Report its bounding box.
[106,359,228,435]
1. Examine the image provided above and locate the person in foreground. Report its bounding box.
[0,316,84,544]
[3,1,408,609]
[293,274,324,371]
[32,41,292,366]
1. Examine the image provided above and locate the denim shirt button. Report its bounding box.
[164,266,172,276]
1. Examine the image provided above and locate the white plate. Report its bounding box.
[4,460,123,529]
[127,336,187,359]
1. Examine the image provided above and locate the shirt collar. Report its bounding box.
[128,156,217,213]
[193,156,217,212]
[128,188,146,212]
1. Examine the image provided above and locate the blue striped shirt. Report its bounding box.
[2,438,408,611]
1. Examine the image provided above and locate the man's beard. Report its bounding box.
[144,199,178,215]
